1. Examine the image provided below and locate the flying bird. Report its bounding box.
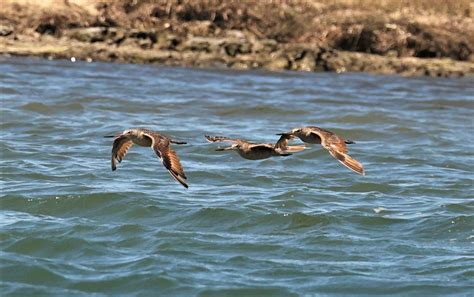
[105,128,188,188]
[205,135,305,160]
[276,126,365,175]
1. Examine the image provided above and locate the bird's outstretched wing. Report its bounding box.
[284,126,364,175]
[311,127,354,152]
[274,133,294,150]
[148,133,188,188]
[251,143,278,152]
[314,128,364,175]
[205,135,241,143]
[111,135,134,171]
[327,145,365,175]
[308,129,324,145]
[274,133,305,154]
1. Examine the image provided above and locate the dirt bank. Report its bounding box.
[1,0,473,77]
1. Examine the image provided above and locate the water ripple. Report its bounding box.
[1,57,473,296]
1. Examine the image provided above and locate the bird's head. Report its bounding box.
[291,127,303,134]
[276,127,302,137]
[104,131,123,138]
[123,129,133,135]
[104,128,142,138]
[123,128,144,137]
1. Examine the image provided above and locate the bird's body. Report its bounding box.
[205,135,305,160]
[276,126,365,175]
[125,131,153,147]
[234,142,285,160]
[106,128,188,188]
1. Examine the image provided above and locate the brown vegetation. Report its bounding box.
[1,0,473,77]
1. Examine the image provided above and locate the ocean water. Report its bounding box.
[1,57,473,296]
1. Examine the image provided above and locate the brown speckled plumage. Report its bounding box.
[108,128,188,188]
[276,126,365,175]
[205,135,305,160]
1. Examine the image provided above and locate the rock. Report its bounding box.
[69,27,108,42]
[229,61,250,70]
[106,28,126,44]
[336,24,408,57]
[138,39,153,49]
[284,45,318,71]
[128,30,157,43]
[68,27,127,44]
[225,30,246,39]
[321,50,349,73]
[186,21,213,36]
[263,53,290,70]
[0,24,14,37]
[468,54,474,63]
[182,37,221,53]
[294,53,316,71]
[285,46,307,61]
[156,33,181,50]
[252,38,278,53]
[36,23,58,35]
[223,42,239,57]
[314,48,336,71]
[406,24,473,61]
[223,41,252,57]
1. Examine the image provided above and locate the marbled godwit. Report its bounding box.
[205,135,305,160]
[276,126,365,175]
[105,128,188,188]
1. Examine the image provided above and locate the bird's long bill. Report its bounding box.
[171,140,187,145]
[104,132,122,138]
[276,132,292,136]
[216,146,235,151]
[284,145,306,153]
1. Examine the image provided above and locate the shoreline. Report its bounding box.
[1,0,473,77]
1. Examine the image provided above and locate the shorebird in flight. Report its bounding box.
[276,126,365,175]
[105,128,188,188]
[205,135,305,160]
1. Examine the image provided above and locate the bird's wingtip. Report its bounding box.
[205,135,217,142]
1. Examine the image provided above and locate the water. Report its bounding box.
[1,56,473,296]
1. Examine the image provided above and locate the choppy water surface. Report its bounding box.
[1,57,473,296]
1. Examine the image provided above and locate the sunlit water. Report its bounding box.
[1,57,473,296]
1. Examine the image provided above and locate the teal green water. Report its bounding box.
[1,57,473,296]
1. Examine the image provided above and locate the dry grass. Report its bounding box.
[1,0,472,60]
[325,0,471,15]
[114,0,473,60]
